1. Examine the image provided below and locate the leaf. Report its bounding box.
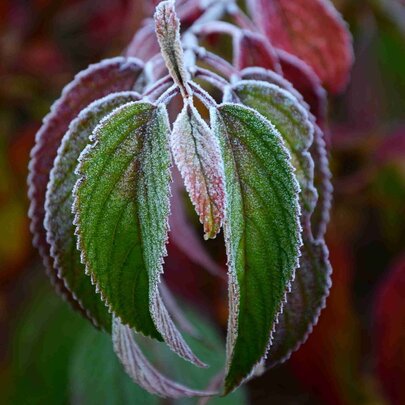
[374,255,405,405]
[112,318,216,399]
[225,80,317,216]
[234,31,281,73]
[247,0,353,93]
[154,0,191,96]
[70,324,159,405]
[171,100,225,240]
[266,236,332,367]
[211,103,302,393]
[73,101,204,367]
[225,80,332,370]
[44,92,141,331]
[27,57,144,291]
[311,125,333,240]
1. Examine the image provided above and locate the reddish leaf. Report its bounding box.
[278,50,327,126]
[28,57,143,293]
[248,0,353,93]
[234,30,281,73]
[171,100,225,240]
[374,255,405,405]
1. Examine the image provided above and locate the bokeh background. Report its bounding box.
[1,0,405,404]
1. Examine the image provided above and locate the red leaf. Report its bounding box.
[374,255,405,405]
[248,0,353,93]
[28,57,143,295]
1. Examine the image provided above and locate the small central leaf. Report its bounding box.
[171,100,225,240]
[211,103,302,393]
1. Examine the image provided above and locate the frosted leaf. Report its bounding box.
[112,318,217,399]
[73,101,205,367]
[171,100,225,240]
[154,0,191,96]
[126,20,160,61]
[44,91,141,330]
[27,56,144,304]
[211,103,302,393]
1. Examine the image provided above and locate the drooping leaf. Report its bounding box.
[211,103,302,393]
[73,101,204,367]
[112,318,215,399]
[44,92,141,331]
[27,57,143,289]
[247,0,353,93]
[171,100,225,240]
[225,80,317,216]
[267,236,332,367]
[234,31,281,73]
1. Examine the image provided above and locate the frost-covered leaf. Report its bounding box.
[73,101,204,367]
[27,57,144,290]
[44,92,141,331]
[311,125,333,240]
[225,80,317,216]
[267,235,332,367]
[247,0,353,93]
[211,103,302,393]
[154,0,190,96]
[171,100,225,240]
[234,31,281,73]
[112,318,216,399]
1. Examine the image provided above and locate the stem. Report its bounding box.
[155,83,180,105]
[143,75,173,100]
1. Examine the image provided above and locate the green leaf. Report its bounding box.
[211,103,302,393]
[73,101,204,367]
[171,100,225,240]
[45,92,140,331]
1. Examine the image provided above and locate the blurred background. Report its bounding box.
[0,0,404,404]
